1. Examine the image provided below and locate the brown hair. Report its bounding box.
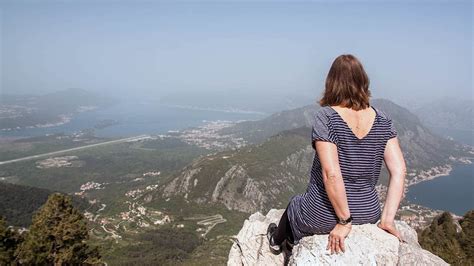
[318,54,371,111]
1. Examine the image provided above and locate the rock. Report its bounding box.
[228,209,448,266]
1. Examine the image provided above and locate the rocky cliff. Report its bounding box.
[160,127,312,213]
[227,209,448,266]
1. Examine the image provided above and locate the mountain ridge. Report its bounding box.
[155,98,471,215]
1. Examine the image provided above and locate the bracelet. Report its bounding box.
[341,222,352,227]
[337,214,353,225]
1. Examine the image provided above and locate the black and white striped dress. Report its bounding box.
[286,105,398,243]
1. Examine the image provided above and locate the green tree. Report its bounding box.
[15,193,102,265]
[419,210,474,265]
[458,210,474,264]
[0,216,22,264]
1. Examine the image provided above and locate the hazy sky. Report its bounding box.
[0,0,472,107]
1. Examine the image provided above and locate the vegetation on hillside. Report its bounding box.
[108,227,202,265]
[0,182,90,227]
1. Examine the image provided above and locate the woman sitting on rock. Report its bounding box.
[267,54,407,255]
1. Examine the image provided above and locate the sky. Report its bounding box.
[0,0,472,108]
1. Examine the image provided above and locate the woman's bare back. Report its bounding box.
[329,105,377,140]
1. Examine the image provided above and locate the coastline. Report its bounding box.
[400,156,473,212]
[1,114,72,132]
[1,106,99,132]
[161,103,267,116]
[387,158,473,230]
[406,164,453,187]
[406,155,473,188]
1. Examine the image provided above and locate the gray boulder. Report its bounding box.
[228,209,448,266]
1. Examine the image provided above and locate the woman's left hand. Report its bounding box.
[327,223,352,254]
[377,220,405,242]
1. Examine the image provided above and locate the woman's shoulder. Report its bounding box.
[311,106,338,129]
[372,105,393,122]
[314,105,337,119]
[314,104,393,123]
[372,105,398,139]
[311,105,339,146]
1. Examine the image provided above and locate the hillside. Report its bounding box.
[219,98,468,168]
[162,127,311,213]
[0,182,90,227]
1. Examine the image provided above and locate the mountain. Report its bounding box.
[157,99,470,214]
[0,88,114,130]
[0,88,113,110]
[160,90,315,114]
[217,103,317,144]
[221,98,470,169]
[413,97,474,131]
[162,127,311,213]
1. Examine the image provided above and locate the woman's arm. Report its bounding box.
[315,140,352,254]
[381,136,406,222]
[315,141,351,220]
[379,136,406,240]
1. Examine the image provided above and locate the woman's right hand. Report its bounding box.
[377,221,405,242]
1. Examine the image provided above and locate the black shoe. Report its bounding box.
[285,238,295,251]
[266,223,282,255]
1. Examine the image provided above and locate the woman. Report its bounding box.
[267,54,407,256]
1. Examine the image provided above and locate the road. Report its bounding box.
[0,135,151,166]
[184,214,227,237]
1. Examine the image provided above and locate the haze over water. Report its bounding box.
[0,102,265,138]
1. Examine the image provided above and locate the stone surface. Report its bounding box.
[228,209,448,266]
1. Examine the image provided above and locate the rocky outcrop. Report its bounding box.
[162,166,202,198]
[228,209,448,265]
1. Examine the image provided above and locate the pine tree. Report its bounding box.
[458,210,474,264]
[419,210,474,265]
[0,216,21,264]
[15,193,102,265]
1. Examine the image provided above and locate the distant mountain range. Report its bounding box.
[157,98,471,214]
[0,88,114,131]
[160,89,316,114]
[221,98,468,170]
[413,97,474,131]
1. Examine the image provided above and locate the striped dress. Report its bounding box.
[286,105,398,243]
